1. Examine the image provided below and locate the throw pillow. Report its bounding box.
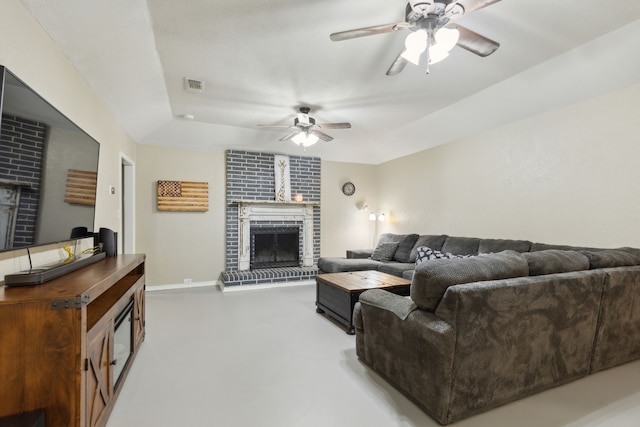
[370,242,399,262]
[415,246,467,265]
[376,233,419,263]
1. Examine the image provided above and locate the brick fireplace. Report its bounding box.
[221,150,320,289]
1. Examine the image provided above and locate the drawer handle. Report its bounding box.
[110,360,117,366]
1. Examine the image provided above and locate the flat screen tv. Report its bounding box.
[0,66,100,252]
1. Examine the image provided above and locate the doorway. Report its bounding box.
[120,153,135,254]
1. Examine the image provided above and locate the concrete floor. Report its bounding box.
[107,284,640,427]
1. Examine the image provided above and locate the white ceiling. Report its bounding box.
[18,0,640,164]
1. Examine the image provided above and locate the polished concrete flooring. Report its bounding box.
[107,284,640,427]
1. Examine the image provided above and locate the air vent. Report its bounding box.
[184,77,205,93]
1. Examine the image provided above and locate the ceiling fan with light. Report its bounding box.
[257,107,351,148]
[330,0,501,75]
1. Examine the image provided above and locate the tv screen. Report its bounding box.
[0,66,100,252]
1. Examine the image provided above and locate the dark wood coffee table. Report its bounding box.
[315,270,411,334]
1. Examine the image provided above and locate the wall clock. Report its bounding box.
[342,182,355,196]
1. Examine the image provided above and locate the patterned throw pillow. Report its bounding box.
[415,246,468,265]
[370,242,400,262]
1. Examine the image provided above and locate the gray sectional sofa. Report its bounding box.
[318,234,640,424]
[318,233,596,278]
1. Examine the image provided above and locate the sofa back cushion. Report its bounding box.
[441,236,480,256]
[411,250,529,311]
[580,248,640,269]
[478,238,532,254]
[377,233,419,263]
[523,250,590,276]
[409,235,447,262]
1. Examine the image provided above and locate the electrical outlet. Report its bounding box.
[183,278,192,284]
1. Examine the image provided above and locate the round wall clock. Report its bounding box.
[342,182,356,196]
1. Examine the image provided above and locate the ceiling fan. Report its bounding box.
[330,0,501,75]
[257,107,351,148]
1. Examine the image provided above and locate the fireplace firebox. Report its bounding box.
[250,226,300,269]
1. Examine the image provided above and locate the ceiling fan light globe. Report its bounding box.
[404,29,428,52]
[401,49,423,65]
[428,46,450,64]
[304,134,319,147]
[292,132,318,147]
[402,29,428,65]
[434,27,460,52]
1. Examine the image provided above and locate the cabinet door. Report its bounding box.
[133,283,145,349]
[86,320,114,427]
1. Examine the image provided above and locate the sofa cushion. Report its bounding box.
[346,249,372,259]
[523,250,590,276]
[530,242,595,252]
[377,262,416,277]
[371,242,399,262]
[415,246,468,264]
[317,257,383,273]
[410,250,529,311]
[478,238,532,254]
[378,233,419,263]
[580,249,640,269]
[402,269,414,280]
[441,236,480,256]
[409,235,448,262]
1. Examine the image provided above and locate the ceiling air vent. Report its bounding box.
[184,77,205,93]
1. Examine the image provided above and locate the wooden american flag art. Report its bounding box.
[157,180,208,212]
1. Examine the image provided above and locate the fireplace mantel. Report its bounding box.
[230,199,320,207]
[231,199,318,270]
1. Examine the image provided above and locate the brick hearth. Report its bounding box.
[221,266,319,288]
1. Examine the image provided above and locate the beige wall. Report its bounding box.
[133,150,378,286]
[0,2,136,275]
[376,83,640,248]
[135,145,226,286]
[320,161,377,256]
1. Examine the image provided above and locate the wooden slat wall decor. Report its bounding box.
[157,180,209,212]
[64,169,97,206]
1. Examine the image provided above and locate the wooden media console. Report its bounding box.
[0,254,146,427]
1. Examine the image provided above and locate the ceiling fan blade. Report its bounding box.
[452,24,500,57]
[456,0,502,15]
[257,124,295,129]
[317,122,351,130]
[386,49,409,76]
[330,22,409,42]
[310,130,333,142]
[278,131,300,142]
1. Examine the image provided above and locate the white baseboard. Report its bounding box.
[146,281,218,292]
[220,279,315,292]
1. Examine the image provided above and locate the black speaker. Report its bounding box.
[99,227,117,257]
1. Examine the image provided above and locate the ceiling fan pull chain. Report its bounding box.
[425,30,432,74]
